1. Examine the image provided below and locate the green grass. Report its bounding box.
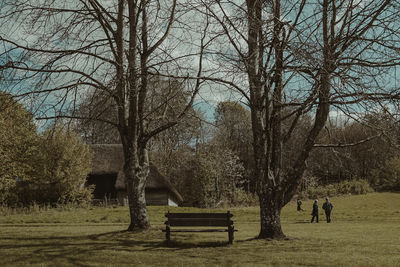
[1,193,400,266]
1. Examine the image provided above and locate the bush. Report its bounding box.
[370,157,400,191]
[230,189,258,207]
[299,179,374,199]
[15,127,93,205]
[181,145,245,208]
[0,92,39,205]
[0,93,92,206]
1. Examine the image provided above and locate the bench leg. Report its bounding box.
[228,226,234,244]
[166,225,171,244]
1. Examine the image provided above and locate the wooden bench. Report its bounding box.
[162,211,237,244]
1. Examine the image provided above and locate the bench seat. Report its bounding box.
[162,211,237,244]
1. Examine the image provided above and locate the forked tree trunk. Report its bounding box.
[246,0,333,240]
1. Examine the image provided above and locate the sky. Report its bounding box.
[1,0,399,129]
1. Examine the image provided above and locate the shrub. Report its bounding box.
[1,93,93,206]
[181,145,245,208]
[17,126,93,205]
[0,92,39,205]
[230,189,258,207]
[370,157,400,191]
[299,179,374,199]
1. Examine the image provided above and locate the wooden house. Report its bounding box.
[87,144,183,206]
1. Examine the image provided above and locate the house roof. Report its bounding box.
[90,144,183,203]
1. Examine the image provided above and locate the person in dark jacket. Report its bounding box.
[297,199,304,211]
[322,197,333,223]
[311,199,319,223]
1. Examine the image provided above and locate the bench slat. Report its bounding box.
[167,218,233,227]
[165,212,233,219]
[163,229,228,233]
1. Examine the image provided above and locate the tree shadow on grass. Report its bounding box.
[2,225,278,265]
[234,237,258,243]
[235,236,298,243]
[0,229,167,266]
[162,240,232,249]
[293,220,311,224]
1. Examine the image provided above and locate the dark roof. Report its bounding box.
[90,144,124,174]
[147,163,183,203]
[89,144,183,203]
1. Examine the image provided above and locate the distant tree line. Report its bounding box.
[3,88,398,208]
[76,96,400,207]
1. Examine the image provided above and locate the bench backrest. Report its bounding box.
[165,212,233,227]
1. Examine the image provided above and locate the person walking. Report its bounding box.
[297,199,304,211]
[311,199,319,223]
[322,197,333,223]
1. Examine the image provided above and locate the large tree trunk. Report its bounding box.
[122,140,150,231]
[125,161,150,231]
[258,187,285,239]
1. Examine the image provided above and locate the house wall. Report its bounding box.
[168,196,179,207]
[116,189,172,206]
[86,173,118,199]
[145,189,169,206]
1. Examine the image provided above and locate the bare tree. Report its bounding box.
[199,0,400,238]
[0,0,208,230]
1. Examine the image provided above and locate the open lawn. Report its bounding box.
[1,193,400,266]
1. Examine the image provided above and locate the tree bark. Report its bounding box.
[258,189,285,239]
[124,145,150,231]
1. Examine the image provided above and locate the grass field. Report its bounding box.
[1,192,400,266]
